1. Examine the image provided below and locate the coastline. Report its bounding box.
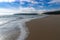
[27,15,60,40]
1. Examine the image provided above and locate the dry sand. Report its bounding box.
[26,15,60,40]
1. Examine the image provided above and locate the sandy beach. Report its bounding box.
[26,15,60,40]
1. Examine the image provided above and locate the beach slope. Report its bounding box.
[27,15,60,40]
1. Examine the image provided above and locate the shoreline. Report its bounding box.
[27,15,60,40]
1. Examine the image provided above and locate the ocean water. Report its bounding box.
[0,14,49,40]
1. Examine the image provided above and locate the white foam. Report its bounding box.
[0,15,49,40]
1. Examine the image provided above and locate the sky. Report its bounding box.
[0,0,60,10]
[0,0,15,2]
[0,0,19,9]
[19,0,60,13]
[20,0,60,10]
[0,0,60,14]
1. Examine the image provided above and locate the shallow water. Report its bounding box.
[0,14,49,40]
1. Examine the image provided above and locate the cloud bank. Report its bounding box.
[0,0,15,2]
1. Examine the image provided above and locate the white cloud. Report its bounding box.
[19,6,60,14]
[20,0,38,4]
[54,0,60,2]
[20,0,31,5]
[8,0,15,2]
[0,8,20,15]
[19,7,37,13]
[0,0,15,2]
[20,0,31,2]
[48,0,60,3]
[19,7,47,14]
[0,7,46,15]
[31,1,38,4]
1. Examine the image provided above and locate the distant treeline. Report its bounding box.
[15,13,38,15]
[43,11,60,15]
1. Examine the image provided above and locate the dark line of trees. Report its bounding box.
[43,10,60,15]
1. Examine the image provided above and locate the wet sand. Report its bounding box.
[26,15,60,40]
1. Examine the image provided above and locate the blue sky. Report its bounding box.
[0,0,60,10]
[20,0,60,10]
[0,0,20,9]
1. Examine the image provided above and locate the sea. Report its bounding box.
[0,14,49,40]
